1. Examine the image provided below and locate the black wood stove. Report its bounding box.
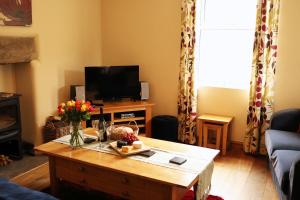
[0,93,22,159]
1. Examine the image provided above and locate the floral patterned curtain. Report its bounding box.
[244,0,280,155]
[178,0,197,144]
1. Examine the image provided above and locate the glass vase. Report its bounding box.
[69,121,84,148]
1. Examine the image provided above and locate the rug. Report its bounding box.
[207,195,224,200]
[182,190,224,200]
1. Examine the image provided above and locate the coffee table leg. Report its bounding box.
[171,186,188,200]
[193,182,198,200]
[49,157,59,196]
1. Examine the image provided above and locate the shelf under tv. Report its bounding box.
[85,100,154,137]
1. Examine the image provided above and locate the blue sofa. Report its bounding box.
[0,178,57,200]
[265,108,300,200]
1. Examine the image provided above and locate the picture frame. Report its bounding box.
[0,0,32,26]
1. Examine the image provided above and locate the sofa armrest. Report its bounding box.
[289,157,300,200]
[0,178,57,200]
[270,109,300,132]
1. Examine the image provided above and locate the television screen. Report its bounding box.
[85,66,140,102]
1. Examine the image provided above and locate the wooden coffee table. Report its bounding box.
[35,137,218,200]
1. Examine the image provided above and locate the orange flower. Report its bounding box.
[75,100,81,106]
[58,100,93,122]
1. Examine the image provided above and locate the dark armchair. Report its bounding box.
[265,108,300,200]
[270,109,300,132]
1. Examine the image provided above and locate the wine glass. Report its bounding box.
[92,120,99,137]
[92,120,102,148]
[98,120,105,149]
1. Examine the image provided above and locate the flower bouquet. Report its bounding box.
[57,100,94,148]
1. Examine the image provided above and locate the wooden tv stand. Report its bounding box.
[86,100,154,137]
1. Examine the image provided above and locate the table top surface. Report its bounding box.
[35,136,218,189]
[198,114,233,123]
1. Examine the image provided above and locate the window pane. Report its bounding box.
[198,30,254,89]
[204,0,257,29]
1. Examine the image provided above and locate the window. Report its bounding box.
[195,0,257,89]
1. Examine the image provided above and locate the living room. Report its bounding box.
[0,0,299,200]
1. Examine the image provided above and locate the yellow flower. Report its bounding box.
[60,103,66,108]
[67,101,73,107]
[81,104,87,112]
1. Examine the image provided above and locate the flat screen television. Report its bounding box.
[85,66,140,103]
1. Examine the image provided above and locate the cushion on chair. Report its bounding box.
[0,178,57,200]
[270,109,300,132]
[265,129,300,156]
[271,150,300,194]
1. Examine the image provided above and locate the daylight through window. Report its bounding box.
[195,0,257,89]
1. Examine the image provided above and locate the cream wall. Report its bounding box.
[0,0,102,145]
[197,87,249,143]
[0,64,16,93]
[275,0,300,110]
[1,0,298,145]
[100,0,248,143]
[101,0,181,116]
[95,0,300,144]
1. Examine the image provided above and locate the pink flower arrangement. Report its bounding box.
[57,100,94,122]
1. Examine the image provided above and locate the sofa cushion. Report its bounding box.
[0,178,57,200]
[265,129,300,156]
[271,150,300,194]
[270,109,300,132]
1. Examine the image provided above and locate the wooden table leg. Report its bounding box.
[193,182,198,200]
[197,119,203,146]
[171,186,188,200]
[222,123,229,156]
[48,157,59,196]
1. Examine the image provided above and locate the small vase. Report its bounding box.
[69,121,84,148]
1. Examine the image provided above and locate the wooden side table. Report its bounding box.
[203,124,222,150]
[197,114,233,155]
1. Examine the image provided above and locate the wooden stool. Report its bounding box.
[203,124,222,150]
[197,114,233,155]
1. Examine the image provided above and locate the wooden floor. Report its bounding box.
[10,144,278,200]
[10,162,50,191]
[210,144,278,200]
